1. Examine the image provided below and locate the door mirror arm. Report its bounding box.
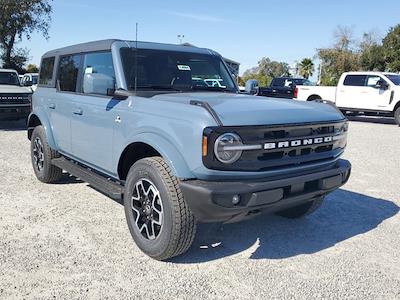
[113,88,132,100]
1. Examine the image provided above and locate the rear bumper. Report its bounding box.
[0,105,30,120]
[180,159,351,223]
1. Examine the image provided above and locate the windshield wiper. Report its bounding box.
[191,85,236,93]
[134,85,182,91]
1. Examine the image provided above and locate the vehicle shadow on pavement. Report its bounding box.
[172,189,399,263]
[0,119,27,131]
[346,115,397,125]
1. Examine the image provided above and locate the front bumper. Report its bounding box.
[0,105,30,120]
[180,159,351,223]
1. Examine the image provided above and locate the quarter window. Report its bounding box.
[58,55,81,92]
[39,57,55,86]
[343,75,367,86]
[82,52,115,95]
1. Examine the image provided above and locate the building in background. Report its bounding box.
[181,43,240,77]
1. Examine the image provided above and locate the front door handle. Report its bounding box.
[73,108,83,115]
[49,103,56,109]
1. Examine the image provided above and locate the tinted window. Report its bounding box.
[39,57,55,85]
[120,48,236,93]
[82,52,115,95]
[386,74,400,85]
[271,78,286,87]
[0,72,20,85]
[58,55,81,92]
[343,75,367,86]
[32,75,38,84]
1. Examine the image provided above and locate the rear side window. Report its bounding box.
[82,52,115,95]
[58,55,81,92]
[343,75,367,86]
[39,57,55,86]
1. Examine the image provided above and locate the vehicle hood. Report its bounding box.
[151,92,345,126]
[0,84,32,94]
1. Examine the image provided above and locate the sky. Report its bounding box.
[19,0,400,78]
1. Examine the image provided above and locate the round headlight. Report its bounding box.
[214,133,243,164]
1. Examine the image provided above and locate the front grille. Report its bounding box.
[203,120,348,172]
[0,93,31,105]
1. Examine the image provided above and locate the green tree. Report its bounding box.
[359,32,385,71]
[241,57,290,87]
[382,25,400,72]
[26,63,39,73]
[1,47,29,74]
[298,58,314,79]
[0,0,52,69]
[317,26,360,86]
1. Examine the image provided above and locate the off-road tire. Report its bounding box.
[30,125,62,183]
[394,107,400,126]
[276,197,325,219]
[124,157,197,260]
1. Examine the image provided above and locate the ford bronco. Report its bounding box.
[28,40,351,260]
[0,69,32,120]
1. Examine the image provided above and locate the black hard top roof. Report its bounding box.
[42,39,216,58]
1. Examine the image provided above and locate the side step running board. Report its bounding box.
[52,157,124,200]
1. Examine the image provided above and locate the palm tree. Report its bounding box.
[298,58,315,79]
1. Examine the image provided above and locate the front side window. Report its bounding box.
[343,75,367,86]
[366,75,382,87]
[120,48,237,93]
[0,71,20,86]
[82,52,115,95]
[58,55,81,92]
[39,57,55,85]
[32,75,38,85]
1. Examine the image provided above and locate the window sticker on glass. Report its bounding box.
[85,67,93,74]
[177,65,191,71]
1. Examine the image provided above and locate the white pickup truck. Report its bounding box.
[294,71,400,125]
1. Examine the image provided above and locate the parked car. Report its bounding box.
[0,69,32,120]
[28,39,351,260]
[258,77,313,99]
[245,77,313,98]
[294,71,400,125]
[21,73,39,92]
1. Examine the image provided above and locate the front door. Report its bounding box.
[363,75,392,111]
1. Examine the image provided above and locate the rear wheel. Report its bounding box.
[276,197,324,218]
[30,126,62,183]
[307,95,322,101]
[394,107,400,126]
[124,157,197,260]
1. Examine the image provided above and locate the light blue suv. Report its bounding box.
[28,39,351,260]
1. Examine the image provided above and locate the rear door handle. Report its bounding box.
[49,103,55,109]
[73,108,83,115]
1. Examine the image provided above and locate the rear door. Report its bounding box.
[70,51,118,173]
[50,54,82,155]
[336,74,367,109]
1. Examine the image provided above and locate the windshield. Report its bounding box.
[385,74,400,85]
[32,75,38,85]
[120,48,237,93]
[0,72,20,86]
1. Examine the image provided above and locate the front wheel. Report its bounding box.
[124,157,197,260]
[276,197,325,218]
[394,107,400,126]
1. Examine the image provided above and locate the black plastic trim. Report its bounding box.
[190,100,223,126]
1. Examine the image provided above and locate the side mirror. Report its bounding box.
[113,88,131,100]
[375,80,389,90]
[245,79,259,95]
[24,80,33,87]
